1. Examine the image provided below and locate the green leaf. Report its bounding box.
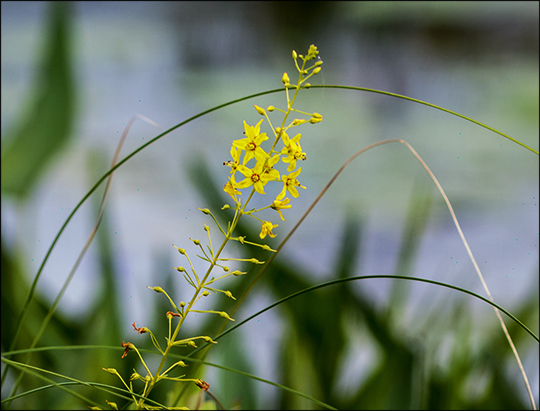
[1,2,75,199]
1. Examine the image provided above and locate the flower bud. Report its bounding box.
[254,105,266,115]
[292,50,297,59]
[173,245,187,255]
[147,286,164,293]
[282,72,290,86]
[313,67,321,75]
[292,119,306,126]
[222,266,229,272]
[203,223,210,232]
[304,83,311,89]
[221,204,230,210]
[225,290,236,300]
[232,270,246,276]
[202,290,210,297]
[199,208,211,215]
[188,340,197,348]
[174,266,186,272]
[219,311,235,321]
[267,105,275,112]
[190,238,201,245]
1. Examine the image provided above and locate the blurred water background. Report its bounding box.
[1,2,538,409]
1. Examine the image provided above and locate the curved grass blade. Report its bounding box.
[308,84,538,155]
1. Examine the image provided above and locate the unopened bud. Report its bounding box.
[173,245,187,255]
[254,105,266,115]
[313,67,321,75]
[219,311,235,321]
[292,50,297,59]
[267,105,275,112]
[282,72,290,86]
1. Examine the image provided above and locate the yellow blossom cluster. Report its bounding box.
[223,44,323,239]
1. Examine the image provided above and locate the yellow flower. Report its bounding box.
[223,145,242,175]
[281,133,306,172]
[260,221,278,239]
[233,120,270,165]
[235,159,279,195]
[224,177,241,200]
[271,198,292,221]
[276,167,306,200]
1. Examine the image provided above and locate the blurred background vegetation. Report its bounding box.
[1,1,538,409]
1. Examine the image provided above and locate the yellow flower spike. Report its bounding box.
[235,159,279,195]
[276,167,306,200]
[282,72,290,86]
[254,105,266,115]
[233,120,270,165]
[260,221,279,239]
[271,198,292,221]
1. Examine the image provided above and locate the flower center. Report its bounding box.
[251,174,261,183]
[247,142,257,151]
